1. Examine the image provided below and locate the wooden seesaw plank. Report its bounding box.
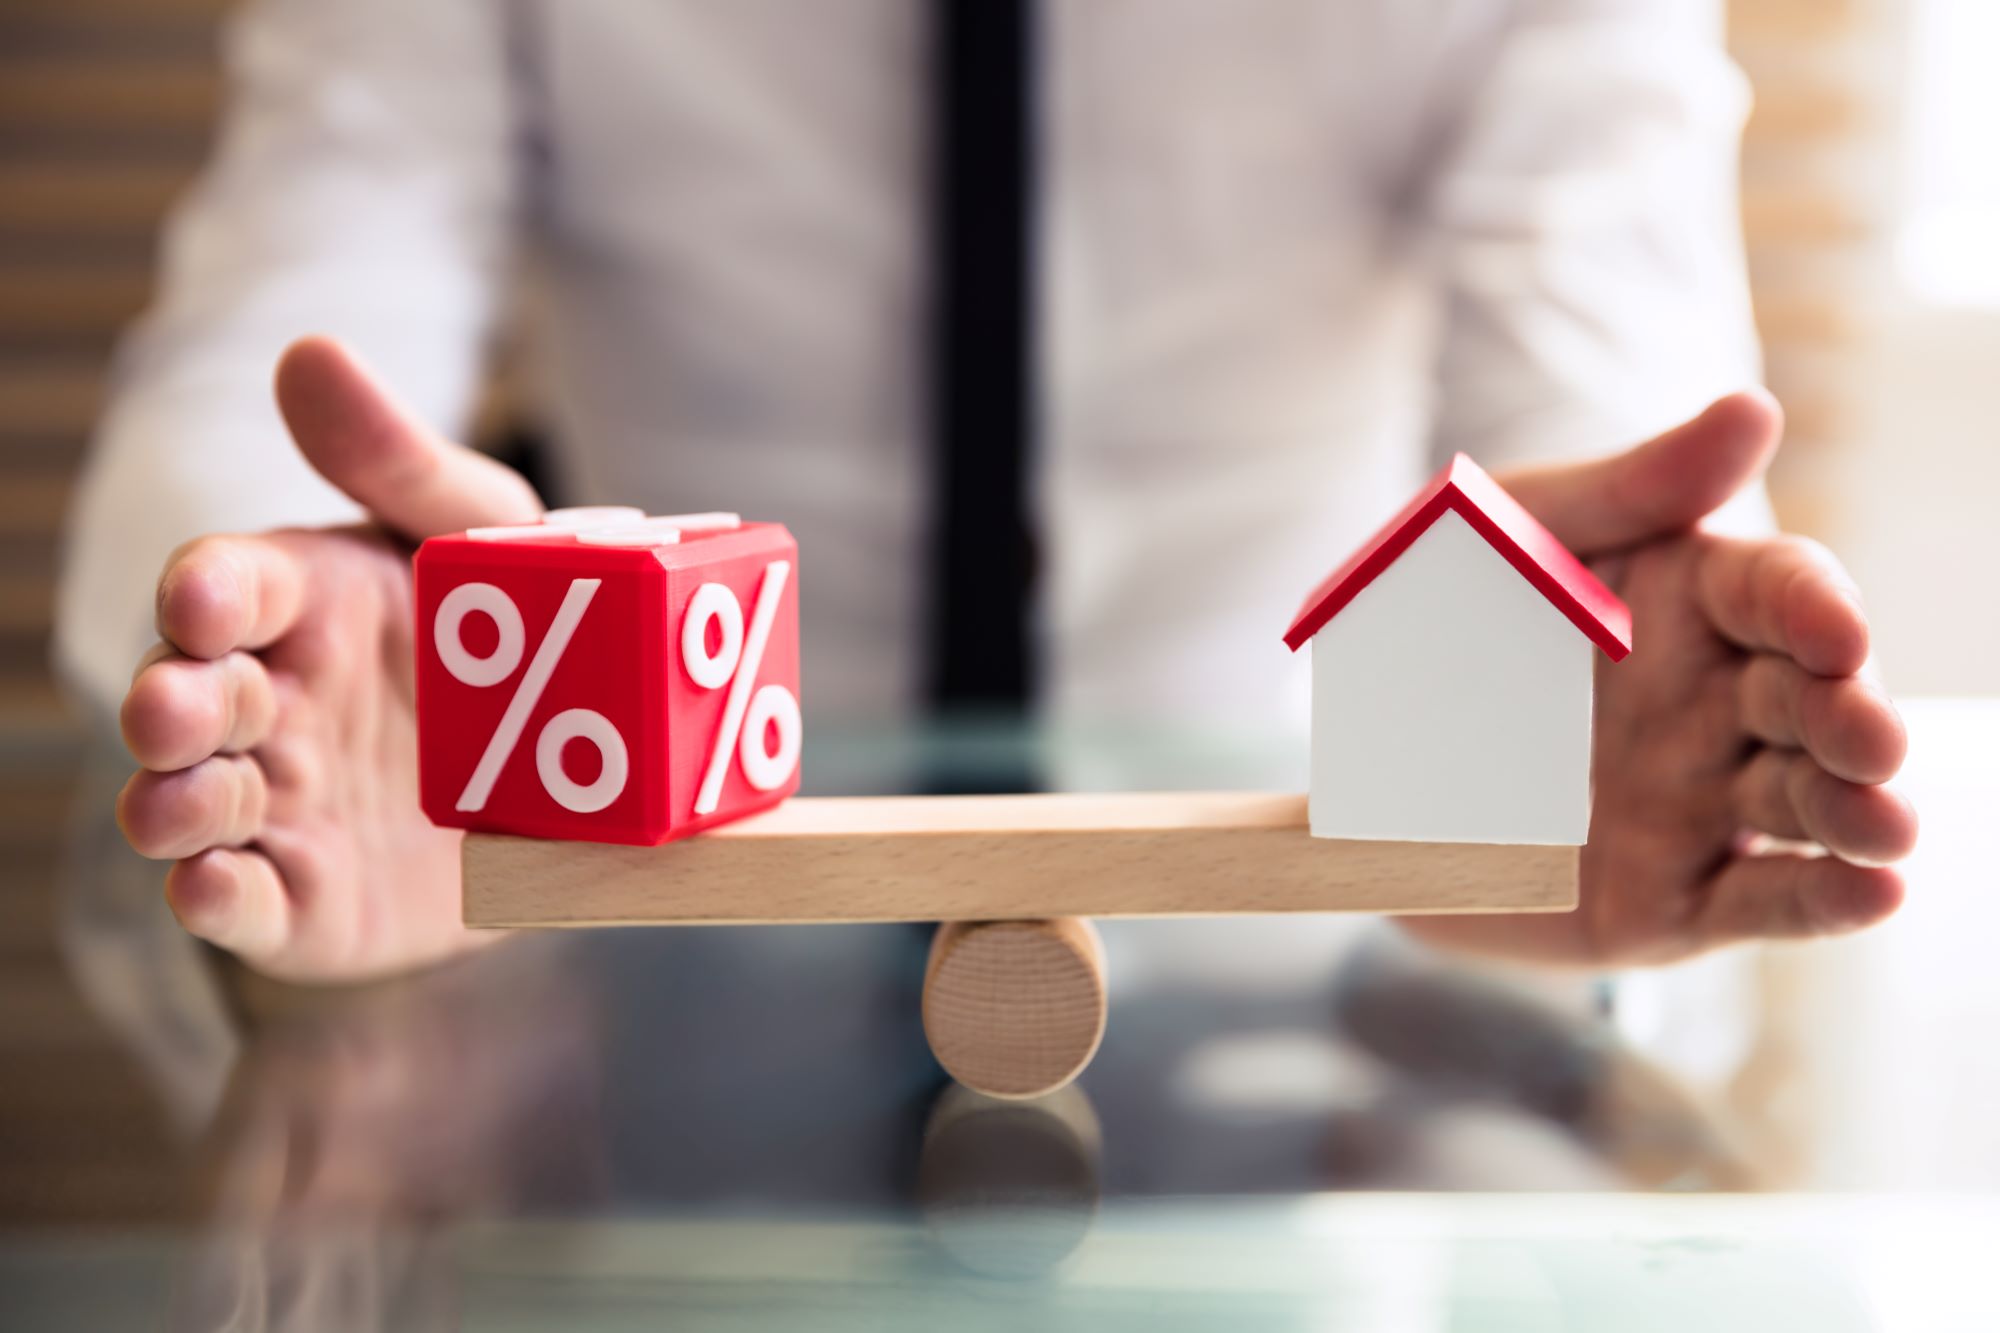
[462,792,1577,927]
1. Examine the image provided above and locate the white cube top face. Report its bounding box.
[1307,508,1593,845]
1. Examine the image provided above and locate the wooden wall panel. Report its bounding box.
[0,1,224,753]
[1728,0,1894,536]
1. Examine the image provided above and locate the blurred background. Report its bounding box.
[0,0,1995,1248]
[4,0,1999,747]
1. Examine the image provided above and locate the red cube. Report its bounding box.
[414,510,801,845]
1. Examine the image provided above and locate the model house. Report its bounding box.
[1282,455,1633,845]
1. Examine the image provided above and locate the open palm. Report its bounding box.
[116,338,542,980]
[1405,394,1915,964]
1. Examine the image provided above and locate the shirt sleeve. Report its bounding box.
[1422,0,1762,474]
[53,0,520,718]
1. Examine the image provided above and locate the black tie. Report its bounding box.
[925,0,1036,712]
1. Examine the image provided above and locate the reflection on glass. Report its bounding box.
[918,1083,1102,1279]
[173,938,602,1332]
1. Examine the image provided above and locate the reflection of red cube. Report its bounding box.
[414,512,800,845]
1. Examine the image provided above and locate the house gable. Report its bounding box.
[1282,454,1632,660]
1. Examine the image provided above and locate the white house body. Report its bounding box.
[1283,453,1632,847]
[1306,508,1593,844]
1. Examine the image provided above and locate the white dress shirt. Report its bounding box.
[56,0,1759,751]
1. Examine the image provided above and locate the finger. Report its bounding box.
[1696,534,1870,676]
[130,639,176,682]
[166,848,294,963]
[116,754,269,860]
[1737,655,1908,784]
[1500,389,1782,555]
[156,535,309,660]
[122,651,278,772]
[275,335,542,541]
[1694,853,1905,947]
[1734,749,1919,866]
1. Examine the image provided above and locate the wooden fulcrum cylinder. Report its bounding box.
[921,917,1107,1099]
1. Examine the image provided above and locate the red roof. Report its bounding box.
[1281,454,1632,660]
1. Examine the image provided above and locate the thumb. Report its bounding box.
[1498,389,1783,556]
[274,335,543,541]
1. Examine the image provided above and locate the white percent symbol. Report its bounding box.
[682,561,800,814]
[434,579,630,814]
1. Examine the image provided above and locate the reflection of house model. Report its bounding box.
[1283,455,1633,845]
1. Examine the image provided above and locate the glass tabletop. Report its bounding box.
[1,708,1992,1329]
[8,1195,2000,1330]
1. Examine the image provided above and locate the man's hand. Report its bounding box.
[1404,391,1916,965]
[115,337,543,981]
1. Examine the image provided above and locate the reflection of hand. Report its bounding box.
[115,337,543,980]
[176,941,600,1333]
[1404,392,1916,965]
